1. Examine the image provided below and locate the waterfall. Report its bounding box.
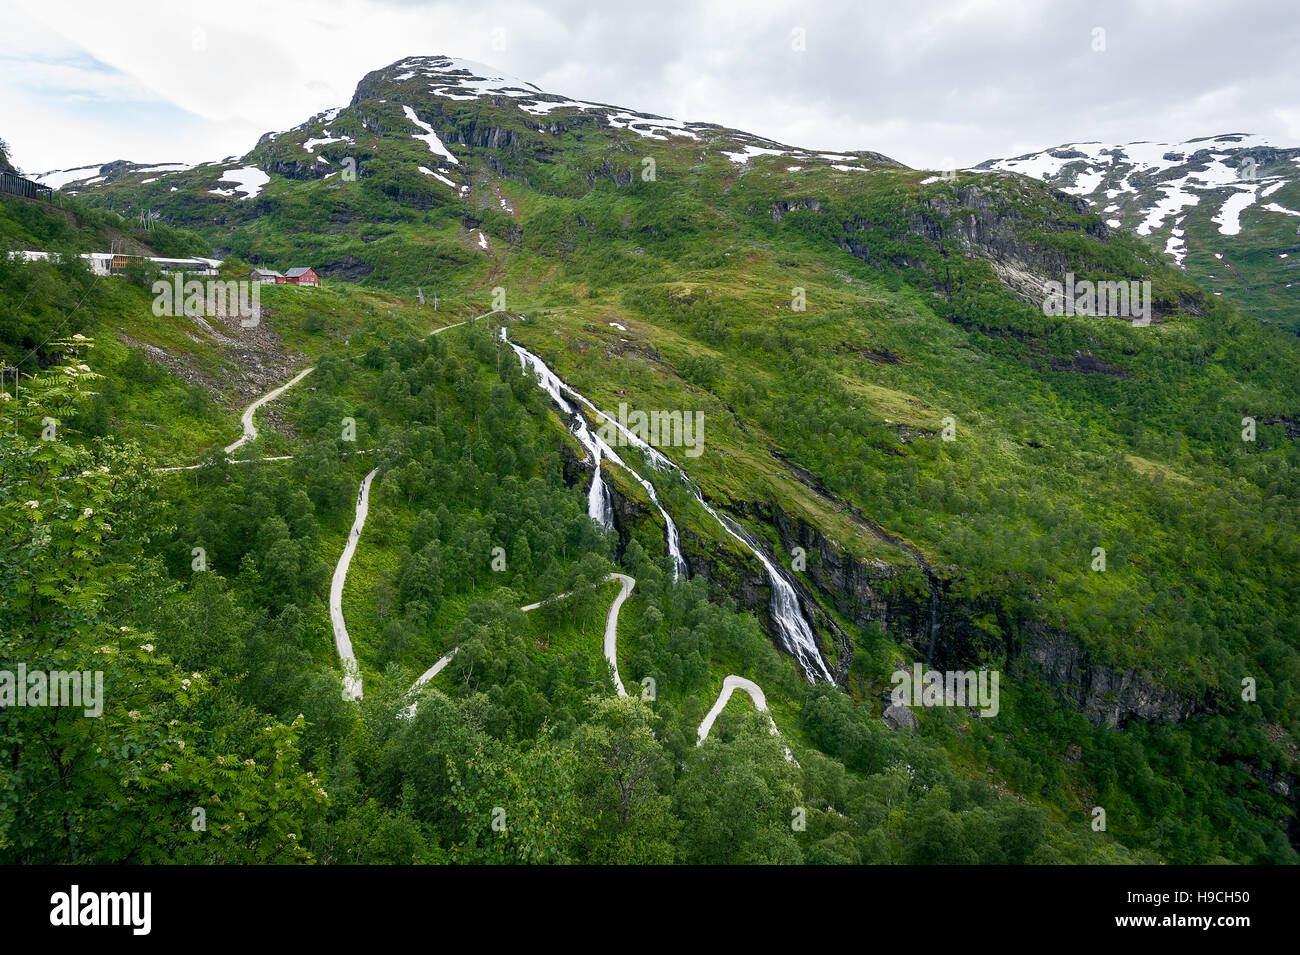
[510,341,685,578]
[505,332,831,682]
[696,504,834,683]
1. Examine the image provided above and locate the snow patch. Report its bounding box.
[418,166,457,188]
[303,133,348,153]
[1213,188,1259,235]
[1165,224,1188,267]
[34,166,101,189]
[722,144,786,164]
[402,105,459,165]
[606,111,699,141]
[209,165,269,199]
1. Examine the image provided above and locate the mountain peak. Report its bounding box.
[384,55,545,97]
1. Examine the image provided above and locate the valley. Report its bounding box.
[2,53,1298,866]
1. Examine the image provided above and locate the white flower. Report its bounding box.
[25,500,38,509]
[140,643,154,652]
[161,762,172,772]
[181,679,191,689]
[128,710,141,720]
[83,508,93,518]
[72,334,88,341]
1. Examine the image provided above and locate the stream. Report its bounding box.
[505,330,833,683]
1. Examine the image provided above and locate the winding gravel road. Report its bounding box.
[410,573,634,702]
[331,468,378,701]
[307,312,794,759]
[696,674,795,762]
[219,312,477,460]
[224,366,315,455]
[401,568,791,758]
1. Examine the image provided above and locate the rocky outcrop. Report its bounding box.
[318,256,375,281]
[559,396,1208,727]
[678,523,771,611]
[761,491,1208,727]
[261,155,333,182]
[882,701,919,733]
[905,183,1106,304]
[769,198,822,223]
[1013,624,1202,727]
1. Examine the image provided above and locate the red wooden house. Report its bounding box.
[283,267,319,286]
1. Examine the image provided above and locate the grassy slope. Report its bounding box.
[7,88,1297,860]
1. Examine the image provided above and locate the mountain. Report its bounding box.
[977,134,1300,331]
[3,55,1299,866]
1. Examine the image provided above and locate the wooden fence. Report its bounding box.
[0,171,53,201]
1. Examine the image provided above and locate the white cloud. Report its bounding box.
[1,0,1297,173]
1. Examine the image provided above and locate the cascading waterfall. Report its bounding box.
[586,442,615,531]
[567,405,615,531]
[505,331,832,682]
[510,341,685,578]
[697,504,834,683]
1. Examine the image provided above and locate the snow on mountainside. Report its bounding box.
[33,161,193,191]
[977,135,1300,330]
[45,53,903,208]
[356,55,899,167]
[37,55,1295,329]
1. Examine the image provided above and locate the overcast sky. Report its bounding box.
[3,0,1298,174]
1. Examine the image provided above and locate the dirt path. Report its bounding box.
[224,366,315,455]
[696,674,795,763]
[403,570,792,760]
[330,468,377,701]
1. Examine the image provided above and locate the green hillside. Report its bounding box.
[2,55,1297,865]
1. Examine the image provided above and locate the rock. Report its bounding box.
[883,703,918,733]
[319,257,374,281]
[1016,624,1202,727]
